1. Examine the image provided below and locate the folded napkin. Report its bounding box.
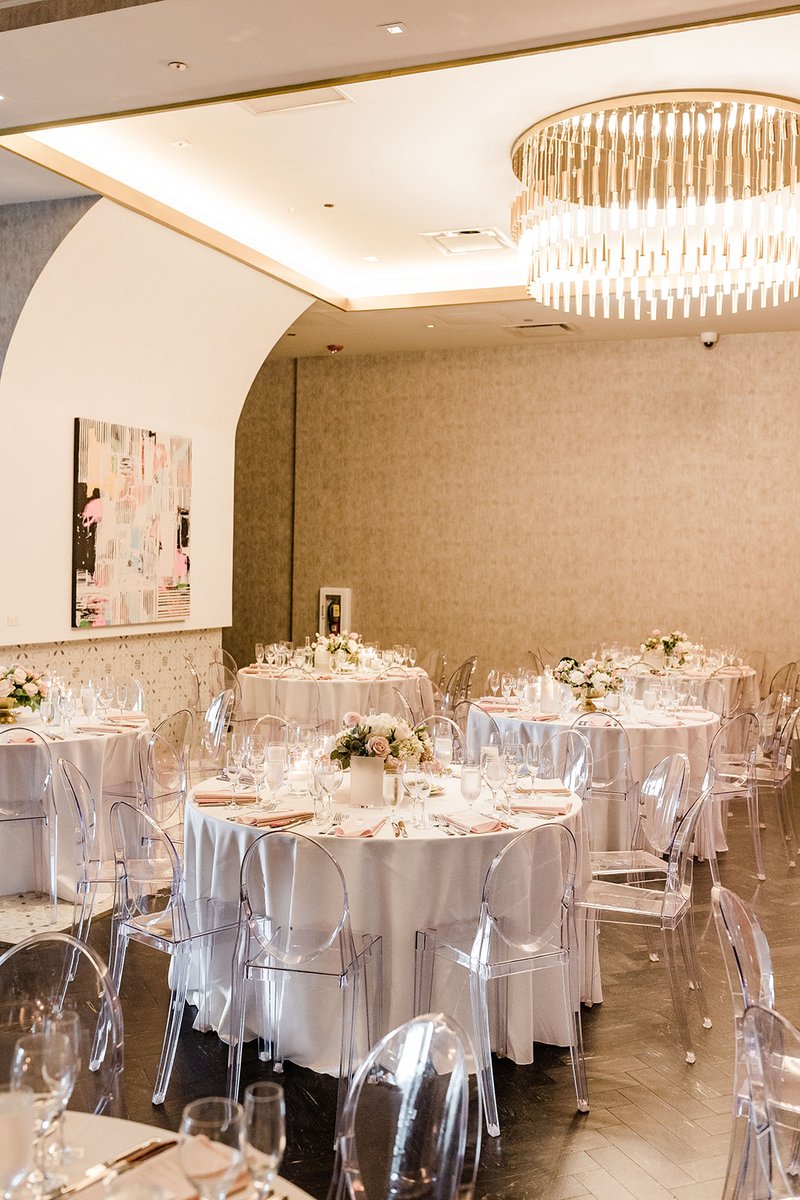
[443,810,502,834]
[107,711,147,722]
[3,733,36,744]
[525,713,561,722]
[193,788,257,805]
[512,795,572,816]
[73,724,121,735]
[334,815,389,838]
[232,810,313,828]
[526,777,572,796]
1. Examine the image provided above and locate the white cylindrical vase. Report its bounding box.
[349,755,385,807]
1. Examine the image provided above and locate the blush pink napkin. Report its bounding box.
[335,815,388,838]
[525,713,561,722]
[193,789,257,805]
[511,797,572,816]
[524,777,572,795]
[74,725,122,735]
[231,810,313,828]
[106,712,147,723]
[443,810,503,834]
[4,733,36,744]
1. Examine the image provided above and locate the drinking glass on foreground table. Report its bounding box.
[179,1098,246,1200]
[244,1083,286,1200]
[460,763,481,810]
[10,1030,76,1196]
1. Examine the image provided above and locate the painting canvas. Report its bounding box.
[72,417,191,628]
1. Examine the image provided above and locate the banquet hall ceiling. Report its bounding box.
[4,1,800,345]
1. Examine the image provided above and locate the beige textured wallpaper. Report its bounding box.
[226,358,296,669]
[276,332,800,683]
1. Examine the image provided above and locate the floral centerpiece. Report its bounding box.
[554,656,623,711]
[332,711,434,769]
[313,630,362,663]
[0,663,46,723]
[640,629,694,668]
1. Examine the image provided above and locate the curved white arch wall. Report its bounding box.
[0,198,310,646]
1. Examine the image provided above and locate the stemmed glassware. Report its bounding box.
[407,646,417,668]
[255,643,265,671]
[525,743,540,778]
[500,672,514,702]
[480,748,505,815]
[10,1031,76,1197]
[486,670,500,697]
[246,736,268,810]
[179,1098,247,1200]
[399,761,432,828]
[316,757,342,824]
[243,1083,286,1200]
[40,697,60,737]
[58,691,77,737]
[459,763,482,811]
[264,747,286,810]
[226,751,244,808]
[44,1010,83,1166]
[96,676,115,723]
[0,1089,34,1200]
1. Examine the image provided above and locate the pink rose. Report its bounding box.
[343,711,362,728]
[12,667,27,685]
[367,735,391,759]
[22,682,38,697]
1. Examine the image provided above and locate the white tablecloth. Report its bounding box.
[629,665,759,713]
[183,775,602,1076]
[0,714,143,900]
[467,704,719,850]
[239,667,434,729]
[56,1113,313,1200]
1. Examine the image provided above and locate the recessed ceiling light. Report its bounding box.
[171,139,192,149]
[167,60,188,71]
[363,256,379,263]
[323,203,335,209]
[380,22,407,35]
[425,323,435,329]
[0,96,6,102]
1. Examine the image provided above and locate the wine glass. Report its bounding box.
[413,761,433,828]
[246,736,268,810]
[44,1011,83,1166]
[58,691,77,737]
[480,749,505,815]
[40,697,61,737]
[96,676,115,723]
[459,763,482,811]
[501,746,525,817]
[114,679,130,714]
[179,1098,246,1200]
[500,673,514,702]
[244,1083,286,1200]
[407,646,417,668]
[226,750,243,808]
[0,1089,34,1200]
[486,670,500,697]
[10,1031,76,1197]
[317,757,342,821]
[525,743,540,778]
[255,643,265,671]
[79,683,96,721]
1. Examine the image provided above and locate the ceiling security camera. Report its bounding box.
[700,331,719,349]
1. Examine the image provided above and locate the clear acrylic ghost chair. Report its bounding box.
[213,647,240,675]
[109,800,240,1104]
[711,886,775,1200]
[0,931,123,1116]
[419,649,447,690]
[571,713,635,849]
[328,1013,481,1200]
[701,676,728,720]
[442,658,478,716]
[226,831,383,1137]
[0,727,57,920]
[414,824,589,1137]
[111,676,145,714]
[739,1004,800,1199]
[538,730,593,814]
[576,790,713,1065]
[195,689,234,780]
[452,700,501,760]
[756,691,791,761]
[703,713,761,883]
[141,731,187,859]
[252,714,292,744]
[275,671,321,729]
[209,661,246,724]
[754,706,800,873]
[769,661,797,702]
[153,708,194,769]
[364,677,415,725]
[589,752,689,881]
[419,715,469,765]
[102,727,149,806]
[57,759,117,947]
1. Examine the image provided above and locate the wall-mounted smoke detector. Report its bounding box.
[422,228,514,256]
[504,322,577,338]
[240,87,352,117]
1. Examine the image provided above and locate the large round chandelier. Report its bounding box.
[510,91,800,319]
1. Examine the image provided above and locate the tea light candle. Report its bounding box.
[434,736,453,768]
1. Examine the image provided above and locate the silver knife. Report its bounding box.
[49,1138,178,1199]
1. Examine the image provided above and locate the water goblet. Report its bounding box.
[0,1089,34,1200]
[525,743,540,778]
[413,761,433,827]
[243,1083,286,1200]
[79,683,96,721]
[317,757,343,816]
[398,761,417,815]
[44,1011,83,1166]
[178,1098,247,1200]
[58,691,77,737]
[480,749,504,815]
[264,747,286,810]
[96,676,115,723]
[486,670,500,697]
[41,697,61,737]
[459,763,482,811]
[246,736,268,809]
[226,751,244,808]
[407,646,417,668]
[500,672,514,702]
[434,735,453,770]
[255,643,265,671]
[10,1031,76,1197]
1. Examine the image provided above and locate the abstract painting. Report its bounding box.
[72,418,191,628]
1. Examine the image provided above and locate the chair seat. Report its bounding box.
[123,897,240,945]
[577,879,688,925]
[246,927,378,980]
[419,920,564,973]
[78,858,117,889]
[590,848,668,878]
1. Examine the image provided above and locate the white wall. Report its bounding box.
[0,198,310,646]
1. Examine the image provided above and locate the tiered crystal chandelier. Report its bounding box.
[510,91,800,319]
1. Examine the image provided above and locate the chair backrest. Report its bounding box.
[768,706,800,777]
[636,753,689,856]
[481,823,578,958]
[741,1004,800,1196]
[213,647,239,675]
[707,712,759,781]
[153,708,194,765]
[570,713,633,794]
[203,690,234,758]
[331,1012,479,1200]
[239,831,355,968]
[0,931,123,1117]
[109,800,184,929]
[451,700,501,757]
[419,649,447,690]
[755,689,790,757]
[769,660,797,699]
[143,731,187,832]
[700,676,726,719]
[0,727,52,817]
[538,730,593,800]
[419,715,468,766]
[275,673,321,726]
[443,657,478,714]
[711,886,774,1017]
[184,654,202,709]
[252,714,292,744]
[662,789,710,913]
[208,662,243,715]
[58,759,99,875]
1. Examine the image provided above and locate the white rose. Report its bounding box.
[569,669,585,686]
[0,680,12,699]
[22,682,38,697]
[12,667,27,685]
[592,671,611,690]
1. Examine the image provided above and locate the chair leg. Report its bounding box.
[469,967,500,1137]
[748,787,767,881]
[774,779,797,868]
[226,931,250,1100]
[335,965,360,1143]
[361,935,383,1048]
[661,927,696,1064]
[413,930,435,1015]
[559,956,589,1113]
[152,943,191,1105]
[270,966,288,1073]
[677,913,712,1029]
[704,797,721,886]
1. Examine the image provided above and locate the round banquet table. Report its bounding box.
[56,1112,314,1200]
[0,712,145,901]
[238,666,434,728]
[627,664,759,714]
[466,702,720,850]
[183,774,602,1077]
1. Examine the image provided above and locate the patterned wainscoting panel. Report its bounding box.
[1,628,221,721]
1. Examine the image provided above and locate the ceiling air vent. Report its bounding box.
[422,228,514,256]
[505,322,577,338]
[240,87,352,116]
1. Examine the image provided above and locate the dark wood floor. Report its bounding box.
[9,802,800,1200]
